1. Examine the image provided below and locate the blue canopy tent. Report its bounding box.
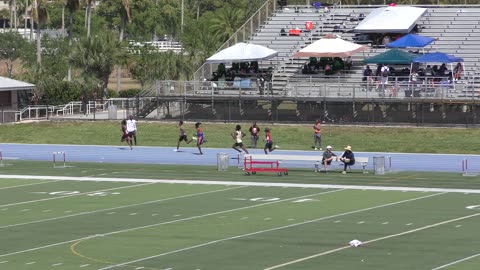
[387,34,436,48]
[413,52,464,91]
[412,52,463,63]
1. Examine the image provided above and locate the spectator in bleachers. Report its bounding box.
[325,63,334,76]
[439,63,448,77]
[378,64,390,91]
[308,57,318,71]
[277,0,287,9]
[324,6,330,13]
[333,58,344,72]
[425,65,434,86]
[280,28,287,36]
[453,62,464,81]
[302,62,312,74]
[313,2,321,13]
[345,56,353,70]
[362,65,373,91]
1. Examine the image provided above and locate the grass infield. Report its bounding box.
[1,121,480,154]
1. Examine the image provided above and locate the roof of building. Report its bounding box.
[0,76,36,92]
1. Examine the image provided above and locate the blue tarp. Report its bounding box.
[386,34,436,48]
[413,52,463,63]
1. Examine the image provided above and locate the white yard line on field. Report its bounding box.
[265,212,480,270]
[96,192,446,270]
[0,189,343,258]
[0,182,156,208]
[431,253,480,270]
[0,175,479,194]
[0,180,59,190]
[0,186,247,230]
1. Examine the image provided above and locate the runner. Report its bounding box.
[248,121,260,148]
[120,119,132,150]
[187,122,204,155]
[176,120,190,151]
[264,127,278,155]
[126,115,137,146]
[231,124,249,154]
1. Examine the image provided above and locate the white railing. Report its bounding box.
[55,101,83,116]
[14,105,53,122]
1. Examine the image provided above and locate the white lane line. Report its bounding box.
[431,253,480,270]
[25,261,36,265]
[382,222,389,225]
[0,180,59,190]
[265,212,480,270]
[0,189,342,258]
[52,262,63,266]
[406,223,413,226]
[96,192,445,270]
[0,186,246,230]
[0,182,156,208]
[1,175,480,194]
[129,213,137,216]
[0,261,7,264]
[80,264,90,267]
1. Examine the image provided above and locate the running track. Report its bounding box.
[0,143,479,173]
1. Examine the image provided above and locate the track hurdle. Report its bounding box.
[462,159,478,177]
[52,151,67,168]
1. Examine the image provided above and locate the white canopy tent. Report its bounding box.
[354,6,427,33]
[292,36,368,58]
[206,42,278,63]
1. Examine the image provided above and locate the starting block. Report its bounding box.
[52,151,67,168]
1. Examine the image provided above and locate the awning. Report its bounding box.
[354,6,427,33]
[363,49,418,65]
[292,36,368,58]
[386,34,436,48]
[206,42,278,63]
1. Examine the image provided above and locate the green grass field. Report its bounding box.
[1,121,480,154]
[0,162,479,270]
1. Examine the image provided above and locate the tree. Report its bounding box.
[31,0,49,64]
[0,31,31,77]
[70,32,124,100]
[208,6,244,42]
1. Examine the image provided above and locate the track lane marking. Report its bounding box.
[95,192,445,270]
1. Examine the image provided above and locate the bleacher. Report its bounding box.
[250,4,480,98]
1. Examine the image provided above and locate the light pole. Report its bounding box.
[181,0,184,33]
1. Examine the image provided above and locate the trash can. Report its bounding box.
[217,153,229,171]
[305,21,313,31]
[373,156,385,175]
[108,105,117,120]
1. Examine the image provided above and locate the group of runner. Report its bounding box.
[175,121,278,155]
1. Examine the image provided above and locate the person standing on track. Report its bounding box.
[176,120,190,151]
[126,115,137,146]
[263,127,278,155]
[120,119,132,150]
[232,124,249,154]
[187,122,204,155]
[313,119,322,151]
[248,121,260,148]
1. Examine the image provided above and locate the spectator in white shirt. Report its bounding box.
[126,115,137,146]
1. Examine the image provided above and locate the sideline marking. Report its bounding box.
[0,189,342,258]
[431,253,480,270]
[265,212,480,270]
[1,174,479,194]
[95,192,445,270]
[0,186,246,230]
